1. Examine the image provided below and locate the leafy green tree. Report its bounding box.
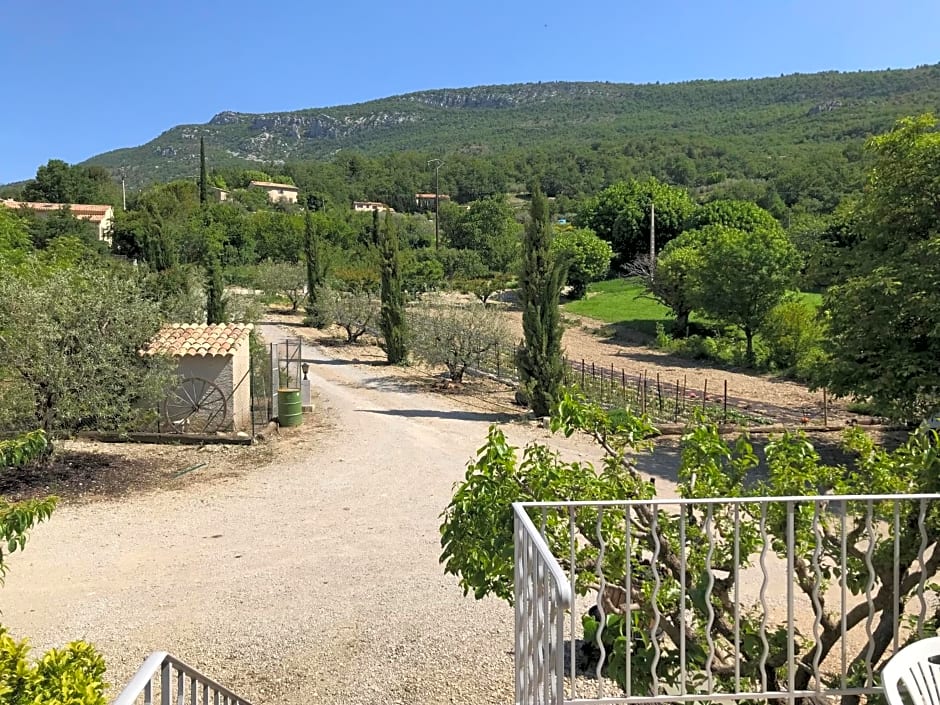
[516,186,567,417]
[0,262,171,434]
[576,178,695,267]
[22,159,74,203]
[441,392,940,699]
[379,212,407,363]
[450,196,522,274]
[689,199,780,232]
[401,249,445,296]
[550,226,612,298]
[821,114,940,421]
[22,159,118,206]
[648,242,704,336]
[23,206,99,250]
[434,247,488,280]
[691,225,799,363]
[303,211,328,325]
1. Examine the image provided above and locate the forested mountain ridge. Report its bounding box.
[83,64,940,189]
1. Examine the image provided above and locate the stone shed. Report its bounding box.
[145,323,254,434]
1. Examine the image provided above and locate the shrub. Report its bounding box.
[0,430,50,470]
[0,631,108,705]
[655,324,771,368]
[761,299,825,374]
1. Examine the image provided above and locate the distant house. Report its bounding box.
[353,201,394,213]
[248,181,299,204]
[209,186,229,203]
[415,193,450,210]
[1,199,114,244]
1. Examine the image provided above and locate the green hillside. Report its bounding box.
[82,64,940,191]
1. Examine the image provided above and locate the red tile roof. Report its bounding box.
[144,323,253,358]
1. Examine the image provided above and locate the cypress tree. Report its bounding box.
[516,186,567,417]
[205,229,226,324]
[303,210,328,327]
[199,137,208,205]
[379,211,407,364]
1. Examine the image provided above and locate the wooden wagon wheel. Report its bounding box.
[164,377,228,434]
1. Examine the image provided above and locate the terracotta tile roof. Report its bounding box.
[247,180,298,190]
[1,200,113,223]
[144,323,253,358]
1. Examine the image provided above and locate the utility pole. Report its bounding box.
[119,167,127,211]
[649,200,656,280]
[428,158,444,248]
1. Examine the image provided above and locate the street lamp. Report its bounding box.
[427,158,444,248]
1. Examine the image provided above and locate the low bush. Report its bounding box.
[655,324,771,368]
[761,298,826,375]
[0,630,107,705]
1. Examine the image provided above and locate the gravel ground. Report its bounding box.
[1,323,610,705]
[1,317,886,705]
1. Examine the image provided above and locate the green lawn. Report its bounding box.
[564,279,671,336]
[564,278,823,336]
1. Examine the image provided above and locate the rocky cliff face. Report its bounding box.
[210,109,424,140]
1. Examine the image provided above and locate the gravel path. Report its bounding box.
[1,325,610,705]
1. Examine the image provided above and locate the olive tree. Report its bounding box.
[312,285,378,343]
[408,297,511,383]
[253,259,307,312]
[0,262,172,434]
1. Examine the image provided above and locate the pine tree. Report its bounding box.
[303,210,328,327]
[199,137,208,205]
[379,211,407,364]
[516,186,567,417]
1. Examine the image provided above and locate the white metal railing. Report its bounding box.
[113,652,251,705]
[513,494,940,705]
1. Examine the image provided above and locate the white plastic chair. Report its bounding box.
[882,636,940,705]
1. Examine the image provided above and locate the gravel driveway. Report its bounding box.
[1,325,608,705]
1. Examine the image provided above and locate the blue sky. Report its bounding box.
[1,0,938,184]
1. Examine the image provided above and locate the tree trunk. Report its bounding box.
[674,309,691,338]
[745,326,755,365]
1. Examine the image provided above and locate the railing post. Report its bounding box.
[161,662,171,705]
